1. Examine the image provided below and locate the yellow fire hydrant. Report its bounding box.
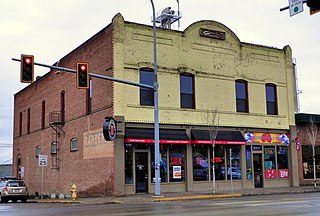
[70,184,77,201]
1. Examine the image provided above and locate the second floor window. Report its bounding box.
[180,74,195,109]
[235,80,248,113]
[41,101,45,130]
[86,79,93,114]
[19,112,22,137]
[60,90,65,122]
[27,108,30,134]
[266,83,278,115]
[140,69,154,106]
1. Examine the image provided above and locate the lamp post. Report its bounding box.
[150,0,161,196]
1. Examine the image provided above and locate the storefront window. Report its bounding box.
[211,145,225,180]
[246,146,253,180]
[169,145,185,182]
[125,144,133,184]
[227,146,241,180]
[264,146,276,179]
[277,146,289,178]
[302,145,320,179]
[193,145,208,181]
[151,145,168,183]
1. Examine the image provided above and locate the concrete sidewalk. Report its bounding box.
[34,185,320,204]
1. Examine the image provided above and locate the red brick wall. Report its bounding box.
[13,25,115,196]
[296,124,320,185]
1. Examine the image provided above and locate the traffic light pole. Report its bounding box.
[12,58,154,90]
[150,0,161,197]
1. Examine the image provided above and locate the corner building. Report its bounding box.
[13,13,298,196]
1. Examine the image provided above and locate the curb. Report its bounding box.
[153,193,241,202]
[35,199,83,204]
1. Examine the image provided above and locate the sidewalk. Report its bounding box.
[35,185,320,205]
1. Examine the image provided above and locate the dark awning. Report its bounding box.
[191,130,246,145]
[125,128,190,144]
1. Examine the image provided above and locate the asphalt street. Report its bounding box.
[1,192,320,216]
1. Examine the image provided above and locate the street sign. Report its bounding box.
[289,0,304,16]
[38,155,48,167]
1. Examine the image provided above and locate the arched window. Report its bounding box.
[70,138,78,152]
[36,146,41,157]
[51,142,57,154]
[41,100,45,130]
[60,90,65,122]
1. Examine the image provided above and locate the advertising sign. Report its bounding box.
[173,166,182,179]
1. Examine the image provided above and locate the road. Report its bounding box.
[1,193,320,216]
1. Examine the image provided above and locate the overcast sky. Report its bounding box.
[1,0,319,162]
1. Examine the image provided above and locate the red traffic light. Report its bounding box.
[80,65,87,71]
[25,57,32,65]
[76,62,89,89]
[20,54,34,83]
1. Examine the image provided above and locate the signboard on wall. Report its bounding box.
[83,129,113,159]
[245,132,290,144]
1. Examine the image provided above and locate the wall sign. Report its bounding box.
[245,132,290,144]
[199,28,226,40]
[103,117,117,141]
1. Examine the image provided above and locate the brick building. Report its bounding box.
[295,113,320,186]
[13,13,298,197]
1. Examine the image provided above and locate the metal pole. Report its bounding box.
[212,143,216,194]
[150,0,161,196]
[41,166,44,199]
[313,144,317,189]
[229,148,233,194]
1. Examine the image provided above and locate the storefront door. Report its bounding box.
[253,153,263,188]
[135,152,148,193]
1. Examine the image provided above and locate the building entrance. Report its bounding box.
[135,152,148,193]
[253,153,263,188]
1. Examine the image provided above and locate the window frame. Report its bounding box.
[41,101,45,130]
[86,79,93,114]
[180,73,195,109]
[36,146,41,157]
[139,68,154,106]
[235,79,249,113]
[27,108,30,134]
[70,138,78,152]
[51,142,57,155]
[265,83,278,115]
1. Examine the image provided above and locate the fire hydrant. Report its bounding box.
[70,184,77,201]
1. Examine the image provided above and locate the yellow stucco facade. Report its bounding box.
[112,13,295,130]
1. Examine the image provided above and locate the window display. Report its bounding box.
[264,147,276,178]
[302,145,320,179]
[193,145,208,181]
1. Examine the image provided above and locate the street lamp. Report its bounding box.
[150,0,161,196]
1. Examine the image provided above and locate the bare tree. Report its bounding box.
[202,108,220,194]
[306,115,318,189]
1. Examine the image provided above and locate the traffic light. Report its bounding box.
[76,62,89,89]
[307,0,320,9]
[20,54,34,83]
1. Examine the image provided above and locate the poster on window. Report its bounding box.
[173,166,182,179]
[278,169,289,178]
[265,169,276,179]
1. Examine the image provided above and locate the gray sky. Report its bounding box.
[1,0,319,163]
